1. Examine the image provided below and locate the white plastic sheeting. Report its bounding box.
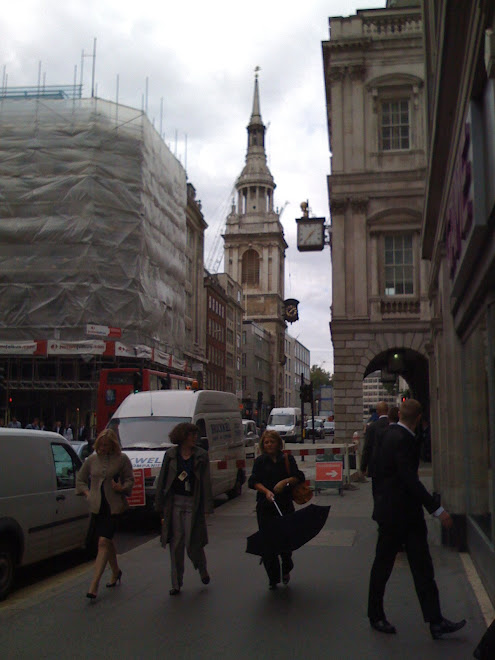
[0,98,187,354]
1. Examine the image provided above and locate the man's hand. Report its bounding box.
[264,489,275,501]
[439,510,453,529]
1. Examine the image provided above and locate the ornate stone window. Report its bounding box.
[384,234,413,295]
[367,73,423,154]
[242,248,260,287]
[381,100,410,150]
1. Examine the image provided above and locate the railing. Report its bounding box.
[363,13,422,37]
[380,298,420,315]
[0,85,83,100]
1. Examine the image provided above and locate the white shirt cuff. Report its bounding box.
[433,506,444,517]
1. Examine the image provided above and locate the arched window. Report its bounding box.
[242,249,260,287]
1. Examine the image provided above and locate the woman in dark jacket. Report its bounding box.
[155,422,214,595]
[248,430,305,589]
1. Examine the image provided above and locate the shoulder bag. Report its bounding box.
[284,454,313,505]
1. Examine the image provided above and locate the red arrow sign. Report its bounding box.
[316,462,343,482]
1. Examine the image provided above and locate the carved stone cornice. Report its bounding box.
[328,64,366,83]
[350,197,369,214]
[328,67,346,83]
[349,64,366,81]
[330,197,348,214]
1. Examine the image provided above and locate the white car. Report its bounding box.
[242,420,259,458]
[323,421,335,436]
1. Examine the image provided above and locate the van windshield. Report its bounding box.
[268,414,294,426]
[111,417,191,449]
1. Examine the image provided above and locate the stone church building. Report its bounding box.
[322,1,431,442]
[224,74,288,407]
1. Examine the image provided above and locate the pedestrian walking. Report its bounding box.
[25,417,40,430]
[76,428,134,600]
[248,430,305,589]
[63,423,74,442]
[361,401,389,479]
[367,398,466,639]
[154,422,213,596]
[7,416,21,428]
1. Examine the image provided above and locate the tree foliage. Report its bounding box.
[310,365,333,389]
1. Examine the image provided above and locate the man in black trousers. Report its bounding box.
[367,398,466,639]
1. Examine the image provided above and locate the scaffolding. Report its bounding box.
[0,97,187,355]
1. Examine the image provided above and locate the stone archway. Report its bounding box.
[333,328,430,442]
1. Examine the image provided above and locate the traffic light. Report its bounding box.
[0,366,5,389]
[300,383,313,403]
[133,370,143,393]
[270,395,276,409]
[257,390,263,408]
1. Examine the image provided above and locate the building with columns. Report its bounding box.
[322,1,431,443]
[224,74,288,407]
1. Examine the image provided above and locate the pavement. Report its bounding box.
[0,454,493,660]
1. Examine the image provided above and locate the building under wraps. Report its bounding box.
[0,96,189,428]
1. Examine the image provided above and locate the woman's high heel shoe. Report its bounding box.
[86,592,97,600]
[106,570,122,588]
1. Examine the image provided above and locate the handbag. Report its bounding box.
[284,454,313,505]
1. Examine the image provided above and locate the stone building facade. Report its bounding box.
[184,183,208,384]
[283,334,310,409]
[421,0,495,602]
[204,273,227,391]
[224,74,287,407]
[322,1,431,442]
[241,320,272,424]
[214,273,243,395]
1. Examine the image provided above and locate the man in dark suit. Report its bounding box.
[367,398,466,639]
[361,400,390,483]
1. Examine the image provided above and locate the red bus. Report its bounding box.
[96,368,195,433]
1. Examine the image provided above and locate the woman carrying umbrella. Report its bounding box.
[248,430,305,589]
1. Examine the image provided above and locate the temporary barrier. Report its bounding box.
[314,453,344,495]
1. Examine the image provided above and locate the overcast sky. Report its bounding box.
[1,0,385,373]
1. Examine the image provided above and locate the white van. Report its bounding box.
[266,407,303,444]
[110,389,246,507]
[0,428,91,600]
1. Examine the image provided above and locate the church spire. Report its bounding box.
[250,66,263,127]
[235,68,274,194]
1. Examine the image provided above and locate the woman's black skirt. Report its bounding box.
[91,484,119,540]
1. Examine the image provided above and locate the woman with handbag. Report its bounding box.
[76,428,134,600]
[248,430,306,589]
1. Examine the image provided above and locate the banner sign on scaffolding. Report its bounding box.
[47,340,106,355]
[0,341,38,355]
[86,324,122,339]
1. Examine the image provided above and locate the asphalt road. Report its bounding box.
[8,495,231,599]
[0,473,489,660]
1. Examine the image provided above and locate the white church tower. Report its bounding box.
[224,71,288,406]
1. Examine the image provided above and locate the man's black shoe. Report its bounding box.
[430,618,466,640]
[370,619,397,634]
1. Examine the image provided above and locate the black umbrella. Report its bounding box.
[246,502,331,556]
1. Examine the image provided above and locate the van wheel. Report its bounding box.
[0,542,15,601]
[227,473,243,499]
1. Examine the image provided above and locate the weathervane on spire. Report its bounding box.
[254,66,261,80]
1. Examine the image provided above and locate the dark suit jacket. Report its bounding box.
[372,423,437,527]
[361,416,389,476]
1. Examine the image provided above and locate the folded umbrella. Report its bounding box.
[246,502,331,556]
